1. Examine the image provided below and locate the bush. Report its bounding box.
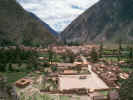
[51,66,57,72]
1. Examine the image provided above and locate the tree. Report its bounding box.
[90,47,98,62]
[8,63,13,72]
[129,47,133,60]
[117,50,121,62]
[27,50,39,70]
[22,39,33,47]
[66,50,75,63]
[51,66,57,72]
[69,54,75,63]
[0,47,39,72]
[119,73,133,100]
[48,49,54,64]
[118,38,122,51]
[0,49,7,72]
[99,41,103,58]
[0,76,5,95]
[61,53,67,62]
[76,65,81,73]
[64,38,67,45]
[116,38,123,61]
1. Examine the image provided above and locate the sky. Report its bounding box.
[17,0,99,32]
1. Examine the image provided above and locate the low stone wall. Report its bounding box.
[93,96,108,100]
[94,88,110,92]
[40,88,88,95]
[61,88,87,95]
[40,90,60,94]
[59,73,90,75]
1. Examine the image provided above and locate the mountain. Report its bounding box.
[29,12,58,36]
[0,0,57,47]
[61,0,133,44]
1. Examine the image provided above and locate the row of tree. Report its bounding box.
[90,41,133,62]
[0,47,39,72]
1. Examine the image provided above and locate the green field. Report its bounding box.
[120,67,133,73]
[19,93,77,100]
[1,72,28,84]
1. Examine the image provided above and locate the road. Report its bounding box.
[80,56,109,89]
[80,55,88,64]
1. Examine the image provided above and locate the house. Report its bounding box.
[15,78,32,88]
[57,63,75,68]
[119,73,129,79]
[63,70,77,75]
[74,62,82,65]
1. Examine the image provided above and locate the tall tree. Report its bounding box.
[118,38,122,51]
[99,41,103,58]
[117,38,122,61]
[90,47,98,62]
[48,49,54,64]
[128,47,133,64]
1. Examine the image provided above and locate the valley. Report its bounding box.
[1,0,133,100]
[0,44,132,100]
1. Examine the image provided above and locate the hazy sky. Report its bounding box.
[17,0,99,32]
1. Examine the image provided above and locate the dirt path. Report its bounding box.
[80,55,88,64]
[36,75,43,85]
[80,56,109,89]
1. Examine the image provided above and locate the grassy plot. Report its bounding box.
[53,55,64,62]
[117,78,126,86]
[120,67,133,73]
[33,94,56,100]
[60,95,71,100]
[102,56,129,62]
[19,93,73,100]
[100,91,109,96]
[39,53,49,58]
[102,57,118,62]
[1,72,28,84]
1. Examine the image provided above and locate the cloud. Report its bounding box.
[17,0,99,32]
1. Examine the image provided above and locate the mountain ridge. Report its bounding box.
[29,12,58,36]
[61,0,133,44]
[0,0,57,47]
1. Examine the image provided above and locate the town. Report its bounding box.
[1,0,133,100]
[0,43,132,100]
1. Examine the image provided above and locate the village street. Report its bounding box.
[80,55,109,89]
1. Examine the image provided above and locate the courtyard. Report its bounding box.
[59,65,109,91]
